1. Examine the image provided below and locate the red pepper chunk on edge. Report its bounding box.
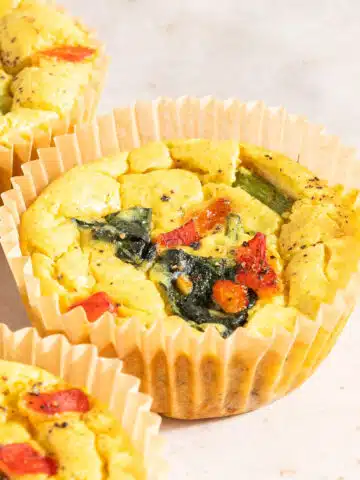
[236,232,267,268]
[193,198,231,236]
[40,45,96,62]
[212,280,248,313]
[25,388,90,415]
[235,232,279,298]
[0,443,58,477]
[69,291,117,322]
[235,266,278,298]
[157,220,200,248]
[157,198,231,248]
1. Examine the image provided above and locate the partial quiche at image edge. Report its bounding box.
[0,323,164,480]
[1,99,360,420]
[0,0,107,193]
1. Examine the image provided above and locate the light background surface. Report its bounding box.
[1,0,360,478]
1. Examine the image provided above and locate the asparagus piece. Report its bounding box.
[234,167,294,215]
[240,144,329,201]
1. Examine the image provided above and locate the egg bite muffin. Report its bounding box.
[0,359,146,479]
[2,97,359,420]
[0,0,106,191]
[19,139,360,340]
[0,1,52,19]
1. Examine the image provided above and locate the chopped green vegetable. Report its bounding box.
[240,143,329,201]
[106,207,152,242]
[151,249,253,338]
[234,167,294,215]
[115,239,156,267]
[225,213,243,242]
[159,281,249,338]
[73,207,155,269]
[73,218,104,230]
[74,210,259,337]
[73,219,120,243]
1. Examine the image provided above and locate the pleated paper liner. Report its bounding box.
[0,323,165,479]
[0,3,109,194]
[1,97,360,419]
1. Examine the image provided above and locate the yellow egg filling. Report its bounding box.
[0,1,102,145]
[0,360,145,479]
[20,140,360,338]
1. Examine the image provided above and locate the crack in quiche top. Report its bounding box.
[0,360,145,479]
[20,140,360,338]
[0,1,101,147]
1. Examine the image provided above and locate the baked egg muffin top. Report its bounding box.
[0,1,101,147]
[20,139,360,338]
[0,360,145,479]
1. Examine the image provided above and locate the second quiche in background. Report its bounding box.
[0,0,106,191]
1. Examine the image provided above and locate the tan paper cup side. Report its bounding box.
[1,98,360,419]
[0,323,166,479]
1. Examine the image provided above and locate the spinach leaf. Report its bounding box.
[116,238,157,267]
[93,224,121,243]
[106,207,152,242]
[153,249,253,338]
[73,219,120,243]
[73,218,105,230]
[155,249,236,304]
[159,281,249,338]
[73,207,155,269]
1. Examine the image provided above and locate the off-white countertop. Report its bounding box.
[1,1,360,478]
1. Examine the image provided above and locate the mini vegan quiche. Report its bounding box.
[19,139,360,339]
[3,99,360,420]
[0,0,106,192]
[0,359,146,479]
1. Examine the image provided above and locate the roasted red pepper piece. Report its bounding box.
[25,388,90,415]
[40,45,96,62]
[236,232,266,268]
[157,220,200,248]
[0,443,58,477]
[69,291,117,322]
[235,232,279,298]
[212,279,248,313]
[235,265,278,298]
[193,198,231,236]
[157,198,231,247]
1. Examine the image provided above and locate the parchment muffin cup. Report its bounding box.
[1,97,360,419]
[0,4,109,194]
[0,322,165,479]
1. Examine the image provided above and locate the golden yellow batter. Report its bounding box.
[0,1,101,144]
[0,360,145,479]
[20,139,360,338]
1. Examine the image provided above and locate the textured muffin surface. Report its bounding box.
[0,360,145,479]
[0,0,101,146]
[20,139,360,338]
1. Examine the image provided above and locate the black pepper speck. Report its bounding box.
[54,422,68,429]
